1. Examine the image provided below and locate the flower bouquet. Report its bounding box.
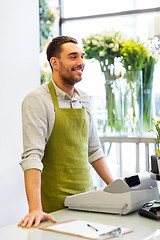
[82,30,124,133]
[120,38,149,132]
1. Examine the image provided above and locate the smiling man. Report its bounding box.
[18,36,113,228]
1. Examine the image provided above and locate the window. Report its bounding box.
[59,1,160,180]
[60,1,160,127]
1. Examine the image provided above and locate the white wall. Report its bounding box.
[0,0,40,227]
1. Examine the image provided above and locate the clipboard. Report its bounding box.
[39,219,133,239]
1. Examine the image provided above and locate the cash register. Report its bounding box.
[138,155,160,220]
[64,171,159,215]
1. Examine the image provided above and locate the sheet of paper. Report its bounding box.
[47,220,131,239]
[144,229,160,240]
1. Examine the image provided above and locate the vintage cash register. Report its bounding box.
[64,171,159,215]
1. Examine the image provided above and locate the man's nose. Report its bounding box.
[77,57,85,66]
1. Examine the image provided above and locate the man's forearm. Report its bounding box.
[91,157,114,185]
[24,169,42,212]
[18,169,56,228]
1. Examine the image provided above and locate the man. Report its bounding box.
[18,36,113,228]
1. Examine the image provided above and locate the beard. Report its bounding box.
[59,62,83,86]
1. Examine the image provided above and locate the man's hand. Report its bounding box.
[18,209,56,228]
[18,169,56,228]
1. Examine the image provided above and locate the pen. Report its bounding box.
[87,223,99,232]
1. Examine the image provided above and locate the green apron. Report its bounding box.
[41,81,93,213]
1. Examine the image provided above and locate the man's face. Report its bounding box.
[57,42,85,86]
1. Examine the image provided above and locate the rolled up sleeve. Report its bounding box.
[20,93,50,172]
[89,148,104,164]
[20,154,43,171]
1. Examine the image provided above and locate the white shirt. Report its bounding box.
[20,81,104,171]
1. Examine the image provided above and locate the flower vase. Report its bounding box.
[142,56,155,131]
[103,67,124,133]
[124,69,143,133]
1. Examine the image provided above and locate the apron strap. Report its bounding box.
[48,81,59,110]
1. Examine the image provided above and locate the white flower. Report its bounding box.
[112,43,119,51]
[145,37,160,60]
[97,36,104,41]
[99,51,105,57]
[92,39,98,45]
[109,43,114,48]
[97,42,105,47]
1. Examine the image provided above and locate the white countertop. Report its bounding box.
[0,208,160,240]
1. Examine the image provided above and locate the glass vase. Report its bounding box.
[123,69,143,133]
[142,56,155,132]
[103,67,124,134]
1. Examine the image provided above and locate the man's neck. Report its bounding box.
[52,78,75,98]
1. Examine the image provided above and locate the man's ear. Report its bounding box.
[50,57,58,70]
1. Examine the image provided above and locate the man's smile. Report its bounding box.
[72,67,84,73]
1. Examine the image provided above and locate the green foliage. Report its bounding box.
[39,0,59,83]
[39,0,56,52]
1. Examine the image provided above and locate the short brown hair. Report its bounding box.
[46,36,78,70]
